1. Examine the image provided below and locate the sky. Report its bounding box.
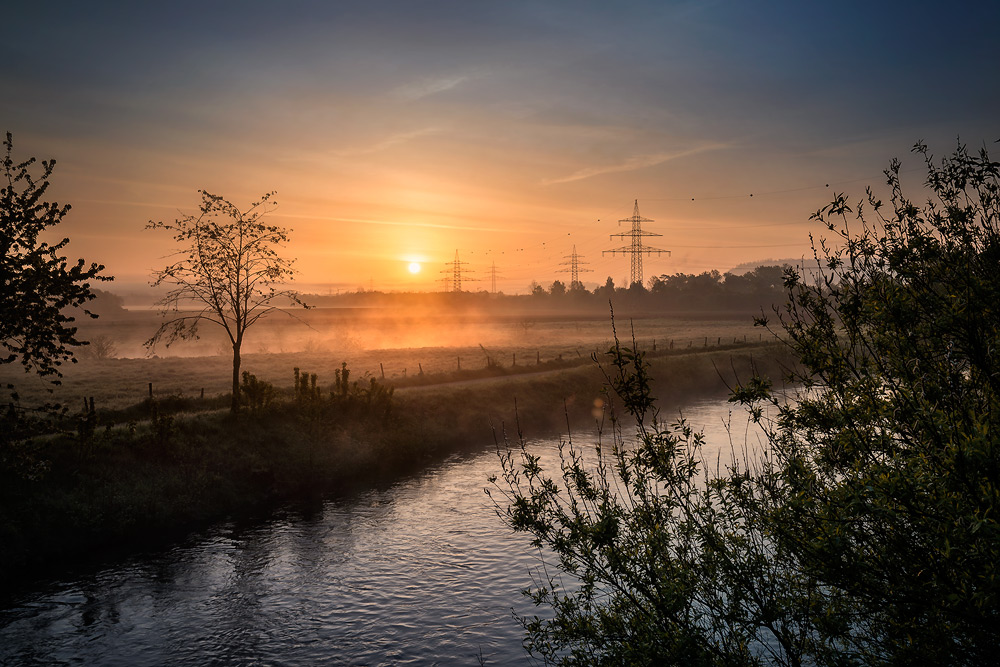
[3,1,998,296]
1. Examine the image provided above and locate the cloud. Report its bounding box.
[273,214,511,234]
[393,75,469,100]
[543,144,726,186]
[331,127,443,157]
[274,127,443,163]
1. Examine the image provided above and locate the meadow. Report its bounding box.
[0,309,791,593]
[4,310,767,410]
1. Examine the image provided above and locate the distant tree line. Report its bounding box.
[531,264,788,312]
[302,265,790,314]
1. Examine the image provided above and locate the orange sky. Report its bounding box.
[5,2,998,296]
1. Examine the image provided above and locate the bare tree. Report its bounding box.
[146,190,305,413]
[82,334,118,360]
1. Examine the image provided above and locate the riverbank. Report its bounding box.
[0,341,794,598]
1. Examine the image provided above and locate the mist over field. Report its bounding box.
[5,0,998,662]
[78,300,764,359]
[75,269,788,355]
[4,286,766,410]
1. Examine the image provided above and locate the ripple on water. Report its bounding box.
[0,395,762,665]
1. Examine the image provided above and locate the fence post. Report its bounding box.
[457,356,461,371]
[380,363,385,379]
[148,382,153,399]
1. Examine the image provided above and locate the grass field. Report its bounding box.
[1,323,794,594]
[3,312,769,411]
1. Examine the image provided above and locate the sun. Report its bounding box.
[408,262,421,274]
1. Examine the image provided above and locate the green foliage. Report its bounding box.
[1,132,110,402]
[240,370,275,415]
[492,139,1000,666]
[0,407,51,481]
[150,406,176,449]
[492,335,780,666]
[293,364,394,423]
[739,139,1000,664]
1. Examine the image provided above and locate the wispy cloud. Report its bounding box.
[331,127,443,157]
[393,75,469,100]
[543,144,726,186]
[273,214,511,234]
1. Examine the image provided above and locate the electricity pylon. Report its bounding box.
[488,260,504,294]
[440,249,474,292]
[557,245,592,289]
[603,200,669,286]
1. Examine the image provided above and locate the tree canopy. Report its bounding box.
[1,132,109,402]
[146,190,304,413]
[491,139,1000,665]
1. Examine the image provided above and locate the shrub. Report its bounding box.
[241,371,275,414]
[491,139,1000,666]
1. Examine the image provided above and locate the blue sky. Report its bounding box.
[4,1,998,293]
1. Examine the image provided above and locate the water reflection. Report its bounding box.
[0,395,759,666]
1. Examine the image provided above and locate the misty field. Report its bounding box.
[4,312,766,410]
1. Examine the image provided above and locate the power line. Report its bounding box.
[440,249,474,292]
[669,242,807,249]
[556,245,592,288]
[488,260,504,294]
[603,200,670,286]
[637,167,922,203]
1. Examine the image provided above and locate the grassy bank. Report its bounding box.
[0,341,794,598]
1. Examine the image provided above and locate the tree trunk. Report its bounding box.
[231,342,241,414]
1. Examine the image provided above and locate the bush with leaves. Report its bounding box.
[491,330,803,666]
[491,139,1000,666]
[241,371,275,415]
[290,364,394,424]
[1,132,110,406]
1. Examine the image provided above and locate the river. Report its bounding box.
[0,395,760,666]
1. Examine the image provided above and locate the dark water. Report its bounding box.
[0,397,755,666]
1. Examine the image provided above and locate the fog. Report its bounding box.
[71,282,779,363]
[75,303,764,363]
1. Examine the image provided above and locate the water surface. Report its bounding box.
[0,395,756,665]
